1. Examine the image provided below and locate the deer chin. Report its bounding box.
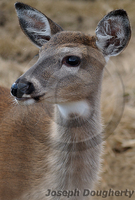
[15,97,36,105]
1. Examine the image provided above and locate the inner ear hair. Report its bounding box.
[15,2,63,48]
[95,9,131,57]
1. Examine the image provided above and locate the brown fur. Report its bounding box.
[0,3,131,200]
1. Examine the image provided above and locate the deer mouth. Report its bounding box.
[15,93,45,104]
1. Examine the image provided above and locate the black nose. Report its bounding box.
[11,80,35,98]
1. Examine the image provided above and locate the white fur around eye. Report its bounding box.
[62,64,79,74]
[59,47,82,73]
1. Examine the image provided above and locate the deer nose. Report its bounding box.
[11,81,35,98]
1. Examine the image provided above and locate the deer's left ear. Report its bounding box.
[95,9,131,58]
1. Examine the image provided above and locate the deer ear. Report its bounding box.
[95,9,131,58]
[15,2,63,48]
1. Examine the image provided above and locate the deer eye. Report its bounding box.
[62,56,81,67]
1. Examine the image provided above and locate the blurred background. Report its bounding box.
[0,0,135,199]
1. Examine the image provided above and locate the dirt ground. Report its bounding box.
[0,0,135,199]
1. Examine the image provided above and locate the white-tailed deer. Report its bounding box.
[0,2,131,200]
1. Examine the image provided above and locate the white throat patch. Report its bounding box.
[57,100,90,119]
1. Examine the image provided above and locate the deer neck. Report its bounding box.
[53,98,102,150]
[49,98,102,193]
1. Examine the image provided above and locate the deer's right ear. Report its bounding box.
[15,2,63,48]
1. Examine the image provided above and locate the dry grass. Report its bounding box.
[0,0,135,199]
